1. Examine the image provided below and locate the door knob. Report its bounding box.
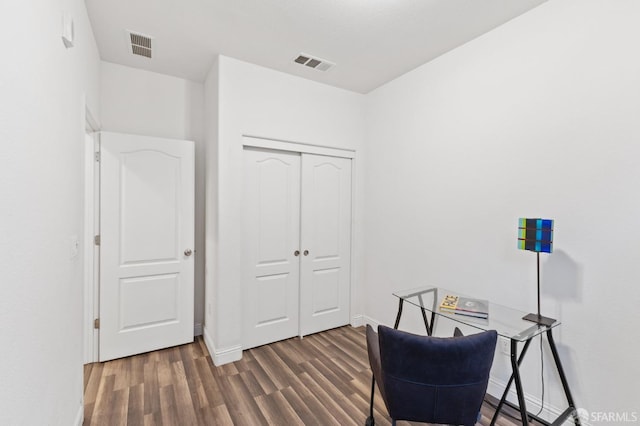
[294,250,300,256]
[303,250,309,256]
[184,248,193,256]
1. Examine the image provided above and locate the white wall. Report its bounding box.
[365,0,640,420]
[100,61,206,334]
[0,0,100,424]
[204,56,366,363]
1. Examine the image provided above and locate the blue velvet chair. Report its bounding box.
[365,325,497,426]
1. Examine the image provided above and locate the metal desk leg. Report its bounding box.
[547,329,581,426]
[393,298,404,329]
[510,338,530,425]
[490,338,533,426]
[491,331,580,426]
[417,293,435,336]
[426,310,435,336]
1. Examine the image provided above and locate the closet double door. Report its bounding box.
[243,148,352,349]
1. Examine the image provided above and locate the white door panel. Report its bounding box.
[119,274,179,330]
[243,148,301,349]
[119,150,180,264]
[99,132,194,361]
[300,154,352,336]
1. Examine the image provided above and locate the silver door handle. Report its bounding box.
[184,249,193,256]
[303,250,309,256]
[294,250,300,256]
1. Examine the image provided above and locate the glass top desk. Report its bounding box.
[390,286,580,426]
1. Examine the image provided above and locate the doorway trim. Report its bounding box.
[84,107,100,364]
[242,134,355,159]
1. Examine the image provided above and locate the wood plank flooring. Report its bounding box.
[84,326,529,426]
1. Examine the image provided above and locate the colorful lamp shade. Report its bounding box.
[517,217,556,326]
[518,218,553,253]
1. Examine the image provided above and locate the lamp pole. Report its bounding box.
[537,251,541,319]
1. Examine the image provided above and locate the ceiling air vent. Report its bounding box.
[294,53,334,72]
[127,30,153,58]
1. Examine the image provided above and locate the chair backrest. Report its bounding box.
[377,325,497,425]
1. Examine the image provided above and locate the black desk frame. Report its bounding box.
[367,289,581,426]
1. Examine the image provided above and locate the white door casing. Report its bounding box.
[243,148,301,349]
[99,132,195,361]
[83,131,99,364]
[299,154,352,336]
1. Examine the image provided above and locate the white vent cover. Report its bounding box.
[294,53,334,72]
[126,30,153,58]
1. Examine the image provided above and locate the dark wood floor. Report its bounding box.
[84,326,528,425]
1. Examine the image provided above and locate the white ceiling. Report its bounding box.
[86,0,546,94]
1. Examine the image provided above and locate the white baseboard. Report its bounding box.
[202,326,243,366]
[74,403,83,426]
[194,322,203,336]
[202,325,216,359]
[351,314,364,327]
[361,315,382,329]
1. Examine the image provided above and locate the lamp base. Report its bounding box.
[522,313,556,327]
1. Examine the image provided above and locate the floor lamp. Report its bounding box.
[518,218,556,327]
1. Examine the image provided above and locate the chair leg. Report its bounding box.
[365,375,375,426]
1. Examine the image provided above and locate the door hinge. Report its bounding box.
[94,318,100,329]
[94,235,100,245]
[94,151,100,162]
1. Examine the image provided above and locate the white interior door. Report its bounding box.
[99,132,194,361]
[243,148,301,349]
[300,154,352,336]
